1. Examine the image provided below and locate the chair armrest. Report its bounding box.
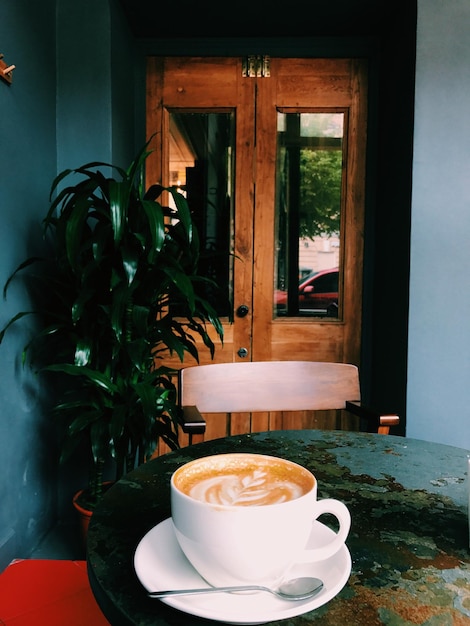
[181,405,207,435]
[345,400,400,434]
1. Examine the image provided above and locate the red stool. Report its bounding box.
[0,559,110,625]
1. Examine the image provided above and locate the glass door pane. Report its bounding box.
[169,111,235,316]
[274,112,344,318]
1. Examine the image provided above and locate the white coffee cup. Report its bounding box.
[171,452,351,587]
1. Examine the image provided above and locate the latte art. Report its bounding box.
[174,454,313,507]
[189,468,305,506]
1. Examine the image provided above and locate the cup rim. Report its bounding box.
[171,452,316,507]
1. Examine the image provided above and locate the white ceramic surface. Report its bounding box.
[170,453,351,587]
[134,517,352,625]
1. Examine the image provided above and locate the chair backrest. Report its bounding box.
[179,361,361,413]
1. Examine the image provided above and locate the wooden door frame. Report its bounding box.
[146,55,367,367]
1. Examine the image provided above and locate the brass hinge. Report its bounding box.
[242,55,270,78]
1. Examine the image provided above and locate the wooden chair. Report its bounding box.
[179,361,399,443]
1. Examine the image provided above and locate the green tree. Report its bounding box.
[299,149,342,239]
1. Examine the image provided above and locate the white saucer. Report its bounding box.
[134,518,352,625]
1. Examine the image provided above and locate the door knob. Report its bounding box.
[236,304,249,318]
[237,347,248,358]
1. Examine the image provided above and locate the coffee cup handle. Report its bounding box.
[297,498,351,563]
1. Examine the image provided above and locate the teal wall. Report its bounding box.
[407,0,470,449]
[0,0,58,571]
[0,0,141,570]
[56,0,142,171]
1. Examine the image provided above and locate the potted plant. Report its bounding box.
[0,141,224,527]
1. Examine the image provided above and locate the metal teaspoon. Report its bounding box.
[148,576,324,601]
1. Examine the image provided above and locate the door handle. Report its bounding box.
[236,304,249,318]
[237,347,248,358]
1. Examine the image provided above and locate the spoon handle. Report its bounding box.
[148,585,266,598]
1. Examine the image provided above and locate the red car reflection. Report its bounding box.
[275,267,339,316]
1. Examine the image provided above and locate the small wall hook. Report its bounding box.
[0,54,16,85]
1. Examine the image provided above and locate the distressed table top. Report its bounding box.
[87,431,470,625]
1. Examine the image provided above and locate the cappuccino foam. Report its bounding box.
[174,454,313,506]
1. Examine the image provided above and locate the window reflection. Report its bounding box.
[169,112,235,316]
[275,112,344,318]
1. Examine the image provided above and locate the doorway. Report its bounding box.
[146,56,368,442]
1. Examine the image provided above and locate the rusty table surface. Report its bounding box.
[87,431,470,625]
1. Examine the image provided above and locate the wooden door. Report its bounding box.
[146,56,368,445]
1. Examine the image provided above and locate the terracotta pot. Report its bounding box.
[72,489,93,544]
[72,481,114,547]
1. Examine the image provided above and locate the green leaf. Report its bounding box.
[109,404,127,442]
[65,195,92,269]
[90,419,109,465]
[126,140,152,189]
[163,267,196,312]
[195,294,225,342]
[109,179,129,246]
[153,324,188,362]
[121,245,139,285]
[49,168,74,201]
[132,381,160,418]
[45,364,119,393]
[68,409,102,437]
[168,186,192,241]
[0,311,34,344]
[141,199,165,255]
[109,284,132,341]
[74,339,91,367]
[130,304,150,336]
[3,257,47,298]
[71,279,99,324]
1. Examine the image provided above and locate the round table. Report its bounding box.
[87,430,470,625]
